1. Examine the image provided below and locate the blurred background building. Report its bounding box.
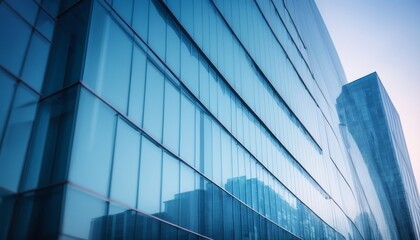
[0,0,418,239]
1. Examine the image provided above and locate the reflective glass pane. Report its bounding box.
[22,32,50,92]
[161,152,179,224]
[163,82,180,155]
[110,118,141,207]
[69,90,116,195]
[143,62,164,142]
[180,94,195,166]
[62,187,106,239]
[128,45,147,125]
[0,84,37,191]
[0,4,31,75]
[84,5,132,112]
[148,0,166,58]
[138,137,162,214]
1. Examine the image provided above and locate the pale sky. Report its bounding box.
[315,0,420,193]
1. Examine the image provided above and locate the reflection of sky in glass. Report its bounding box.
[315,0,420,192]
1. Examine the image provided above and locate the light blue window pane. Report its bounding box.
[110,118,140,207]
[166,20,181,77]
[143,62,164,142]
[0,5,31,76]
[0,71,15,138]
[163,82,180,155]
[113,0,133,24]
[179,164,198,231]
[21,32,50,92]
[203,115,212,179]
[83,5,132,112]
[212,123,222,186]
[128,45,147,125]
[199,57,210,107]
[70,90,116,195]
[221,131,232,187]
[194,108,202,171]
[209,69,218,115]
[180,35,199,96]
[133,0,149,40]
[138,137,162,214]
[180,0,193,33]
[0,84,37,192]
[165,0,180,18]
[180,94,195,166]
[148,0,166,58]
[161,152,180,224]
[62,187,106,239]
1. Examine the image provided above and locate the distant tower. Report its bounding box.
[337,72,420,239]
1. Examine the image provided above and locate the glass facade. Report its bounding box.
[337,72,420,239]
[0,0,418,239]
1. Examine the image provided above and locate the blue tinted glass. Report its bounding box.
[35,10,54,41]
[110,118,140,207]
[180,35,199,95]
[0,71,15,138]
[212,123,222,185]
[138,137,162,214]
[0,5,31,75]
[163,82,180,155]
[62,187,106,239]
[179,164,198,231]
[166,20,181,76]
[180,94,195,165]
[69,90,116,195]
[143,62,164,142]
[133,0,149,39]
[128,45,147,125]
[221,131,232,187]
[203,115,213,178]
[113,0,133,24]
[21,32,50,92]
[161,152,179,224]
[84,6,132,112]
[148,0,166,58]
[5,0,38,24]
[0,84,37,191]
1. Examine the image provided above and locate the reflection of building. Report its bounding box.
[1,0,419,239]
[337,72,420,239]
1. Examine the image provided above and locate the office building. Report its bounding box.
[337,72,420,239]
[0,0,418,239]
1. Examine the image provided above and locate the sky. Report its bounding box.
[314,0,420,192]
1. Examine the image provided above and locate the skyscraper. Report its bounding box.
[337,72,420,239]
[0,0,418,239]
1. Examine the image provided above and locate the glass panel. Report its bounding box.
[180,94,195,165]
[0,84,37,191]
[0,4,31,75]
[161,152,180,224]
[128,45,147,125]
[69,90,116,195]
[35,10,54,41]
[163,82,180,155]
[112,0,133,24]
[179,164,197,231]
[148,0,166,58]
[166,20,181,77]
[83,5,132,112]
[0,71,15,139]
[138,136,162,214]
[133,0,149,40]
[143,62,164,142]
[110,118,141,207]
[21,32,50,92]
[180,35,199,96]
[62,187,106,239]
